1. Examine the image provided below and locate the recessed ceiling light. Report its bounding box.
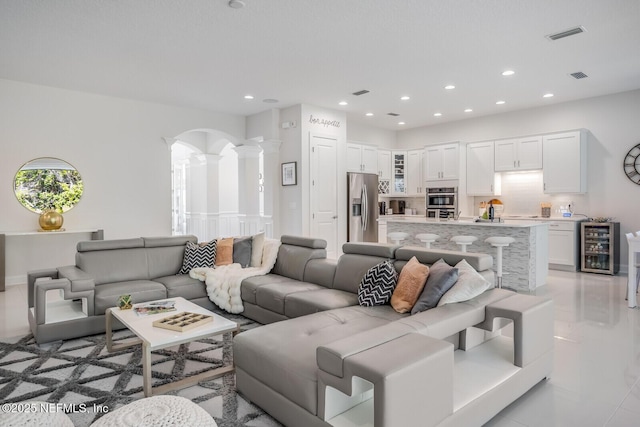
[228,0,245,9]
[398,121,406,125]
[263,98,279,104]
[464,108,473,113]
[434,113,442,117]
[244,95,254,100]
[444,85,455,90]
[400,96,410,101]
[338,101,348,106]
[365,112,374,117]
[502,70,515,76]
[496,100,506,105]
[543,93,554,98]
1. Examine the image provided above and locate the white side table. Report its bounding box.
[0,229,103,291]
[627,235,640,308]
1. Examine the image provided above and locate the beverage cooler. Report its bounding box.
[581,222,620,275]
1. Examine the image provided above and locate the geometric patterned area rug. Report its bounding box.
[0,309,282,427]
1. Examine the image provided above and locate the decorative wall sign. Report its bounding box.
[282,162,297,186]
[309,114,341,128]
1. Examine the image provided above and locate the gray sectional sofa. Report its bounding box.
[27,234,553,427]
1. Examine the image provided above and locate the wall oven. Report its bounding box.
[427,208,456,219]
[426,187,457,209]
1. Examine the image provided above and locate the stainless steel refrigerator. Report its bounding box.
[347,172,379,242]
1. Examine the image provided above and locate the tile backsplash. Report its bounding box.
[473,171,586,217]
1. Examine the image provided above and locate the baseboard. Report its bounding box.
[4,275,27,286]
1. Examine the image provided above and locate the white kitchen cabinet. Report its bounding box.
[548,221,579,269]
[378,221,388,243]
[406,149,424,195]
[377,149,391,180]
[494,136,542,171]
[543,130,587,194]
[391,151,407,195]
[424,143,459,181]
[347,142,377,173]
[466,141,500,196]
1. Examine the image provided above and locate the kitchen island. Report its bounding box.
[380,216,548,292]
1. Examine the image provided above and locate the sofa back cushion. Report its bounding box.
[332,243,397,294]
[333,254,391,294]
[76,238,149,285]
[144,235,198,278]
[271,236,327,281]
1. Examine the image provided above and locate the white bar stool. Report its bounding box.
[450,235,477,252]
[388,232,409,245]
[415,233,440,249]
[485,236,515,288]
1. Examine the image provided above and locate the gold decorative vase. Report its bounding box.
[39,210,64,231]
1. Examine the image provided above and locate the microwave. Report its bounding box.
[426,187,457,210]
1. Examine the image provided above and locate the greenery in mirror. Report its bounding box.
[14,169,83,213]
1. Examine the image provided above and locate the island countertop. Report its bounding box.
[381,217,549,291]
[378,216,548,228]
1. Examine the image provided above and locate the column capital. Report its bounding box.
[163,137,179,149]
[259,140,282,154]
[234,145,263,158]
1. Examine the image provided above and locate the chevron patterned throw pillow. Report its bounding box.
[179,240,217,274]
[358,260,398,306]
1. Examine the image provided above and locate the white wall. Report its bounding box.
[0,79,245,284]
[346,121,396,149]
[278,105,303,237]
[397,89,640,268]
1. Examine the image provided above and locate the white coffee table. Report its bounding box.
[106,296,239,397]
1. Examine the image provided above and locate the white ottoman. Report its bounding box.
[90,395,217,427]
[0,401,74,427]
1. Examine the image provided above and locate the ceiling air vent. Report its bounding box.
[352,90,370,96]
[546,26,585,41]
[570,71,588,80]
[387,112,400,117]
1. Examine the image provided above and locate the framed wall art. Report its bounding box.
[281,162,297,186]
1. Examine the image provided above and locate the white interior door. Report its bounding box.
[311,135,338,259]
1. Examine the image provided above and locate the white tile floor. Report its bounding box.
[2,271,639,426]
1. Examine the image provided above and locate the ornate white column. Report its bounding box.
[259,140,282,238]
[185,153,221,241]
[234,145,263,236]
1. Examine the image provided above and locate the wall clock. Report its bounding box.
[624,143,640,185]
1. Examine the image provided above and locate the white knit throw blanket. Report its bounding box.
[190,238,281,313]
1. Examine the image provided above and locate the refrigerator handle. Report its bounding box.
[362,184,368,231]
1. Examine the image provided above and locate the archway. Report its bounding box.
[168,128,276,241]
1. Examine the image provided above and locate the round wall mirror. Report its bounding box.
[14,157,84,214]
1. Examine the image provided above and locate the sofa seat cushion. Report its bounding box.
[284,289,359,318]
[94,281,167,315]
[154,274,207,300]
[241,274,300,305]
[255,281,326,315]
[233,306,397,415]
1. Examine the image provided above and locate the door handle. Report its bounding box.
[332,215,338,219]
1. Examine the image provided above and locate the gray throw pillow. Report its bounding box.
[233,236,253,268]
[411,259,459,314]
[178,240,217,274]
[358,260,398,306]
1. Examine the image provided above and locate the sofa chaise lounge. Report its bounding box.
[233,238,554,427]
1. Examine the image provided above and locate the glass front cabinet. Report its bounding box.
[391,151,406,195]
[581,222,620,275]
